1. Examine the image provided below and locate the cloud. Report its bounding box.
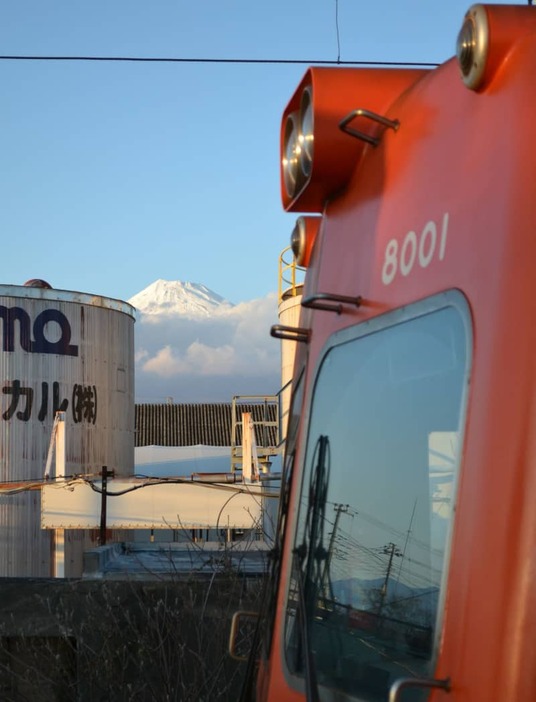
[143,342,236,377]
[134,292,282,402]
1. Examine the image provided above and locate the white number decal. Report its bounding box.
[382,239,398,285]
[400,231,417,276]
[418,221,436,268]
[381,213,449,285]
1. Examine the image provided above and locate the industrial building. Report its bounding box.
[0,265,302,579]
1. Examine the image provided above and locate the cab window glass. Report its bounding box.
[284,301,470,700]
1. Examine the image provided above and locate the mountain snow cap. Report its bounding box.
[128,279,233,318]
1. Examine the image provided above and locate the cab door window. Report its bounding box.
[284,295,471,700]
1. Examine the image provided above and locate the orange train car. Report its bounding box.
[232,4,536,701]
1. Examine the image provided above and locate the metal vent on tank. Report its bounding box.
[23,279,53,289]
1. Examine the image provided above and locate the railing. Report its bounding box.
[279,246,305,303]
[230,395,281,473]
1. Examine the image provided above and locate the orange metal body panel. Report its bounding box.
[259,6,536,702]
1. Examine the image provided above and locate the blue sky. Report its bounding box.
[0,1,519,305]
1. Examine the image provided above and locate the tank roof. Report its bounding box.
[0,284,135,318]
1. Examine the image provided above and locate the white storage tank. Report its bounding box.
[0,281,135,577]
[278,285,302,440]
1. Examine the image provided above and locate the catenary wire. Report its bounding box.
[0,55,440,67]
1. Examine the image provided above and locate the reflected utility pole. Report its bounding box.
[320,503,349,605]
[377,542,402,618]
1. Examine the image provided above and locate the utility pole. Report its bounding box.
[100,466,114,546]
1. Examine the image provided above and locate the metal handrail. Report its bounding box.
[230,395,282,473]
[279,246,305,304]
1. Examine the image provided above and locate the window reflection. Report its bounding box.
[285,303,469,700]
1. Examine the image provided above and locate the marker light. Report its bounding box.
[456,4,488,90]
[290,216,321,268]
[456,4,536,91]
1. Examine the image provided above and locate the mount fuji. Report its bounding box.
[129,280,280,403]
[129,280,234,319]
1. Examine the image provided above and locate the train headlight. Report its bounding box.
[290,218,306,264]
[290,216,320,268]
[298,88,314,179]
[456,4,488,90]
[280,67,426,212]
[282,112,302,200]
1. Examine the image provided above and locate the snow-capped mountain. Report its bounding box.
[128,280,233,318]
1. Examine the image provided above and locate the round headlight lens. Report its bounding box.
[456,16,476,79]
[299,88,314,178]
[282,113,301,198]
[290,217,306,265]
[456,5,489,90]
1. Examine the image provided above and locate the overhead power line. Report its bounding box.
[334,0,341,62]
[0,54,440,67]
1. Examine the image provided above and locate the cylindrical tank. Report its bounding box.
[278,246,305,442]
[278,286,303,440]
[0,283,135,577]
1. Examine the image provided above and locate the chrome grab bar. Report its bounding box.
[389,676,451,702]
[339,108,399,146]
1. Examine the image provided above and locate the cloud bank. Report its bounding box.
[134,293,282,403]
